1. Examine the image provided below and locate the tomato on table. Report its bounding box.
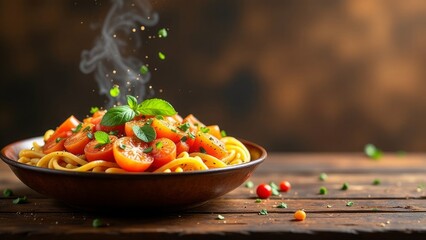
[64,124,94,155]
[47,115,81,143]
[280,181,291,192]
[84,135,117,162]
[149,138,177,170]
[256,183,272,199]
[189,132,227,159]
[113,137,154,172]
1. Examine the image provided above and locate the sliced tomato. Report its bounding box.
[84,135,117,162]
[150,138,177,170]
[43,131,71,154]
[95,122,125,136]
[164,114,183,124]
[92,109,106,118]
[151,118,185,143]
[124,119,151,137]
[64,124,94,155]
[47,116,81,143]
[189,132,227,159]
[176,140,190,156]
[113,137,154,172]
[206,125,222,139]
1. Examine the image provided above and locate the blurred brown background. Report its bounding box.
[1,0,426,152]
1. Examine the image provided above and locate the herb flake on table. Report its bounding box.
[217,214,225,220]
[245,181,254,188]
[92,218,105,228]
[346,201,354,207]
[259,209,268,215]
[255,198,262,203]
[364,144,383,160]
[3,189,13,197]
[319,173,328,181]
[319,186,328,195]
[276,202,288,208]
[12,196,27,204]
[372,179,381,185]
[341,182,349,190]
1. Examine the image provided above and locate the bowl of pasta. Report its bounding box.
[0,97,266,210]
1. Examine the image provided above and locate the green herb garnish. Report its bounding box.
[259,209,268,215]
[180,136,188,142]
[319,173,328,181]
[364,144,383,160]
[156,141,163,149]
[87,132,93,140]
[132,125,156,143]
[13,196,27,204]
[255,198,262,203]
[269,181,279,190]
[199,147,206,153]
[92,218,104,228]
[158,52,166,60]
[140,65,149,75]
[276,202,288,208]
[178,123,191,132]
[119,144,126,150]
[220,130,227,137]
[158,28,168,38]
[319,186,328,195]
[346,201,354,207]
[143,146,153,153]
[200,127,210,133]
[372,179,381,185]
[109,85,120,97]
[90,107,99,114]
[3,189,13,197]
[217,214,225,220]
[94,131,110,148]
[72,123,83,133]
[245,181,254,188]
[272,188,280,196]
[55,138,63,143]
[188,132,195,139]
[341,182,349,190]
[101,96,176,126]
[155,115,164,120]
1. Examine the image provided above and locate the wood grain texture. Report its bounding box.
[1,153,426,239]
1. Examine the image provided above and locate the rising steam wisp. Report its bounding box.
[80,0,159,107]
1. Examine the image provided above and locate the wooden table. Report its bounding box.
[1,153,426,239]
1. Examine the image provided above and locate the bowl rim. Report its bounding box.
[0,136,267,178]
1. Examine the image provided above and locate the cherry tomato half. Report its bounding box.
[280,181,291,192]
[84,135,117,162]
[43,131,70,154]
[113,137,154,172]
[149,138,177,170]
[64,124,94,155]
[256,183,272,199]
[189,132,227,159]
[47,115,80,143]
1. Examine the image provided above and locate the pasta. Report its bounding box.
[17,97,251,173]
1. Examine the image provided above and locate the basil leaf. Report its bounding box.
[94,131,110,145]
[137,98,176,116]
[101,105,135,126]
[132,125,156,143]
[127,95,138,111]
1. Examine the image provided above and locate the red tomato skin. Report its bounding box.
[256,184,272,199]
[150,138,177,170]
[84,135,117,162]
[280,181,291,192]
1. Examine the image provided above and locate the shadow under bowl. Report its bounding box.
[1,137,266,211]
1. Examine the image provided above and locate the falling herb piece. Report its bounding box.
[92,218,105,228]
[271,188,280,196]
[158,28,168,38]
[319,186,328,195]
[220,130,227,137]
[341,182,349,190]
[346,201,354,207]
[109,85,120,97]
[217,214,225,220]
[158,52,166,60]
[3,189,13,197]
[245,181,254,188]
[140,65,149,75]
[255,198,262,203]
[259,209,268,215]
[319,173,328,181]
[276,202,288,208]
[13,196,27,204]
[269,181,279,190]
[90,107,99,114]
[364,144,383,160]
[372,179,381,185]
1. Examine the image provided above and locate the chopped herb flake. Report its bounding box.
[276,202,288,208]
[72,123,83,133]
[372,179,381,185]
[55,138,63,143]
[90,107,99,114]
[220,130,227,137]
[87,132,93,140]
[181,136,188,142]
[158,28,168,38]
[109,85,120,97]
[269,181,279,190]
[319,186,328,195]
[178,123,191,132]
[119,144,126,150]
[3,189,13,197]
[143,146,153,153]
[319,173,328,181]
[13,196,27,204]
[156,141,163,149]
[259,209,268,215]
[255,198,262,203]
[346,201,354,207]
[188,132,195,139]
[272,188,280,196]
[158,52,166,60]
[92,218,104,228]
[217,214,225,220]
[200,127,210,133]
[341,182,349,190]
[364,143,383,160]
[140,65,149,75]
[199,147,206,153]
[245,181,254,188]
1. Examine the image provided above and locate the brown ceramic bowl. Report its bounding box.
[0,137,266,211]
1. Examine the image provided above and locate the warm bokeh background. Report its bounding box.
[2,0,426,152]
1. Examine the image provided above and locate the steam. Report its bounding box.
[80,0,159,107]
